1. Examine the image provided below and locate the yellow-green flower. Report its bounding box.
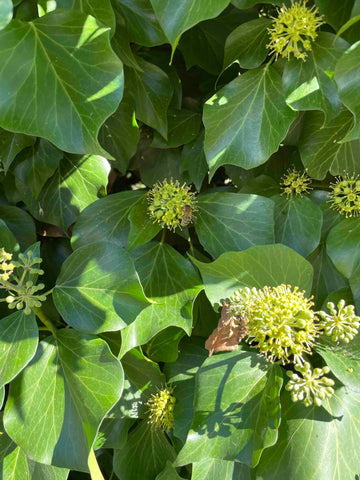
[329,174,360,218]
[319,300,360,343]
[229,284,321,365]
[281,168,312,197]
[146,386,175,432]
[0,248,14,282]
[286,361,335,407]
[267,1,324,61]
[147,179,197,231]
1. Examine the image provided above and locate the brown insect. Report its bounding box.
[181,204,193,227]
[205,300,248,356]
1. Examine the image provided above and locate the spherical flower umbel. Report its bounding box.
[319,300,360,343]
[146,386,175,432]
[329,174,360,218]
[147,179,197,231]
[281,168,312,198]
[229,284,321,365]
[286,362,335,407]
[267,1,324,61]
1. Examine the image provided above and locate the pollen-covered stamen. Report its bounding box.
[281,168,312,198]
[329,174,360,218]
[146,386,176,432]
[0,248,14,282]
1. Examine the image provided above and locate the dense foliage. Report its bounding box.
[0,0,360,479]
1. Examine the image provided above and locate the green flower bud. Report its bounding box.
[146,386,176,432]
[319,300,360,343]
[329,174,360,218]
[281,168,312,198]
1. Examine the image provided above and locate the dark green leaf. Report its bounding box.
[126,197,161,251]
[0,219,19,254]
[175,351,282,467]
[203,65,297,177]
[125,58,173,138]
[0,128,35,172]
[156,461,184,480]
[223,18,271,70]
[151,109,201,149]
[238,174,280,197]
[327,217,360,278]
[52,0,116,33]
[283,33,348,122]
[113,421,176,480]
[298,109,360,179]
[72,190,145,249]
[315,0,360,42]
[149,0,231,47]
[192,244,314,308]
[195,192,275,258]
[4,329,124,472]
[146,327,185,363]
[53,242,148,333]
[232,0,283,7]
[0,311,38,388]
[139,149,182,188]
[334,42,360,141]
[180,131,208,191]
[273,195,322,257]
[0,206,36,250]
[0,11,123,155]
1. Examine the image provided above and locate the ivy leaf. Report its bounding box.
[223,18,272,70]
[315,0,360,43]
[112,0,167,47]
[298,109,360,179]
[113,421,176,480]
[272,195,322,257]
[53,242,148,333]
[125,58,173,138]
[57,0,115,33]
[126,197,161,251]
[4,329,124,472]
[180,131,208,191]
[192,458,251,479]
[0,0,12,30]
[195,192,275,258]
[175,351,282,467]
[151,109,202,149]
[0,206,36,250]
[0,128,35,173]
[283,33,349,122]
[232,0,283,7]
[0,311,38,388]
[26,154,111,232]
[334,42,360,141]
[0,219,19,254]
[255,386,360,480]
[149,0,231,47]
[327,217,360,279]
[156,461,185,480]
[192,244,314,308]
[72,190,145,250]
[0,11,123,156]
[203,65,297,177]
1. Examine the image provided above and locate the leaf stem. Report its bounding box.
[33,306,57,335]
[88,448,105,480]
[160,228,166,244]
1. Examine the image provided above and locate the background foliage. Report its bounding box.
[0,0,360,479]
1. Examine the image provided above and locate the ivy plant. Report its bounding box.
[0,0,360,479]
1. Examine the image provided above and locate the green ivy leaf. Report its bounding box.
[72,190,145,249]
[175,351,282,467]
[146,327,185,363]
[0,11,123,155]
[126,197,161,251]
[112,0,167,47]
[151,109,202,149]
[0,219,19,254]
[255,385,360,479]
[0,206,36,250]
[156,461,184,480]
[232,0,283,7]
[298,109,360,179]
[195,192,275,258]
[113,421,176,480]
[0,311,38,389]
[327,217,360,278]
[0,128,35,173]
[4,329,124,472]
[315,0,360,43]
[203,65,297,177]
[57,0,115,33]
[125,58,173,138]
[192,244,314,307]
[334,41,360,141]
[53,242,148,333]
[283,33,348,122]
[149,0,231,47]
[180,131,208,191]
[223,18,272,70]
[191,458,246,480]
[273,195,322,257]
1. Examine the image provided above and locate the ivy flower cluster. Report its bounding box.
[227,284,359,407]
[147,179,197,231]
[146,386,176,432]
[329,174,360,218]
[267,1,324,61]
[0,248,46,315]
[281,168,312,198]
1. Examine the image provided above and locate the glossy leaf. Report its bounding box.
[327,217,360,278]
[72,190,145,249]
[149,0,231,47]
[0,311,38,388]
[180,131,208,191]
[192,244,314,308]
[175,350,282,467]
[283,33,348,122]
[195,192,275,258]
[57,0,115,33]
[0,0,12,30]
[4,329,123,472]
[0,219,19,254]
[203,65,297,177]
[273,195,322,257]
[156,462,184,480]
[0,11,123,155]
[191,458,244,480]
[298,109,360,179]
[151,109,202,148]
[223,18,271,70]
[0,128,35,172]
[126,197,161,251]
[0,206,36,250]
[53,242,148,333]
